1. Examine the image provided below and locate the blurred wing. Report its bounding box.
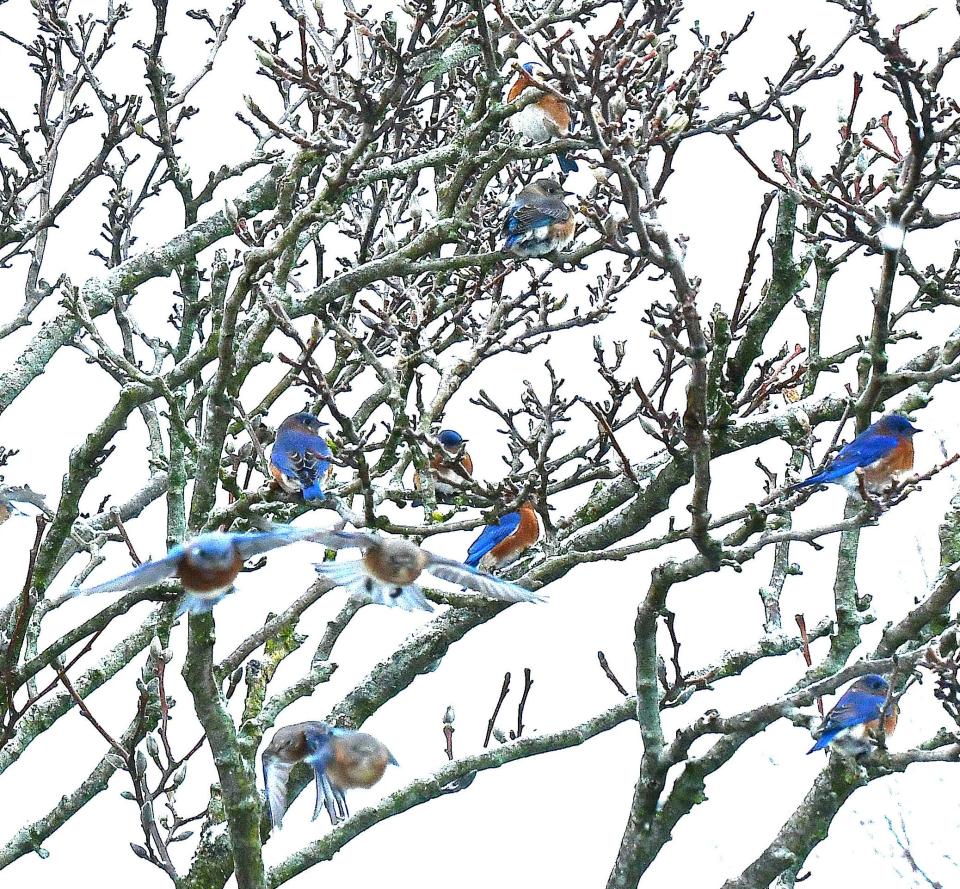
[312,765,339,824]
[232,525,322,560]
[466,513,521,566]
[262,755,293,829]
[427,556,543,603]
[71,551,182,597]
[308,529,381,551]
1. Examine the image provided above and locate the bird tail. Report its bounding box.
[302,481,324,501]
[176,591,230,616]
[807,730,836,754]
[556,152,578,174]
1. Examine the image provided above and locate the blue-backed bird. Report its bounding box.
[791,414,920,493]
[68,525,319,614]
[413,429,474,498]
[465,500,541,572]
[270,412,332,501]
[311,528,542,612]
[506,62,579,176]
[502,179,576,258]
[262,722,397,827]
[808,674,898,756]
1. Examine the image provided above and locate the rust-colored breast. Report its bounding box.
[177,552,244,594]
[507,72,532,103]
[328,736,390,789]
[461,452,474,475]
[490,502,540,563]
[539,94,571,135]
[863,438,914,487]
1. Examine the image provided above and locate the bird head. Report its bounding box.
[437,428,467,452]
[532,178,572,200]
[187,533,239,570]
[286,411,327,433]
[881,414,921,436]
[851,674,889,695]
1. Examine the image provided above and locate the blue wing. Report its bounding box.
[808,689,883,752]
[271,430,331,474]
[70,547,184,596]
[427,556,543,603]
[231,525,320,560]
[799,434,899,486]
[465,512,521,567]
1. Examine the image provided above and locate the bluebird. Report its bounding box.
[465,500,540,572]
[506,62,579,175]
[69,524,319,614]
[413,429,474,498]
[262,722,397,827]
[270,412,332,501]
[808,674,898,755]
[310,528,542,612]
[502,179,576,258]
[791,414,920,493]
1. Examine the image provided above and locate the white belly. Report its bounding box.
[510,105,555,143]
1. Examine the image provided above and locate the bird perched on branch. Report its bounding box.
[413,429,474,499]
[808,674,898,755]
[262,722,397,828]
[68,525,319,614]
[790,413,920,493]
[506,62,579,175]
[465,501,540,572]
[270,411,332,501]
[502,179,576,258]
[312,528,542,612]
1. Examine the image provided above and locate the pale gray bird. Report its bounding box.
[310,528,543,612]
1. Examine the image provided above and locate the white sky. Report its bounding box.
[1,1,959,887]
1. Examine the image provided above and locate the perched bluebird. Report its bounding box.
[465,500,540,572]
[68,524,319,614]
[270,412,332,501]
[791,414,920,493]
[502,179,576,258]
[413,429,474,498]
[262,722,397,827]
[310,528,542,612]
[506,62,579,175]
[808,674,898,756]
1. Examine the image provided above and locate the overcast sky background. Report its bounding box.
[1,1,959,886]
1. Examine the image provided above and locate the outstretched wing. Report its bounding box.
[70,549,183,597]
[307,528,382,551]
[427,555,543,603]
[262,755,294,829]
[465,513,521,567]
[231,525,325,560]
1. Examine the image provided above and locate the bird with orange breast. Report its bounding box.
[465,500,541,573]
[506,62,579,176]
[413,429,474,499]
[262,722,397,827]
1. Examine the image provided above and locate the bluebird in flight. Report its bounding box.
[791,414,920,493]
[502,179,576,258]
[506,62,579,175]
[68,524,320,614]
[270,412,332,501]
[413,429,474,498]
[311,528,542,612]
[465,500,540,572]
[808,674,898,756]
[262,722,397,827]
